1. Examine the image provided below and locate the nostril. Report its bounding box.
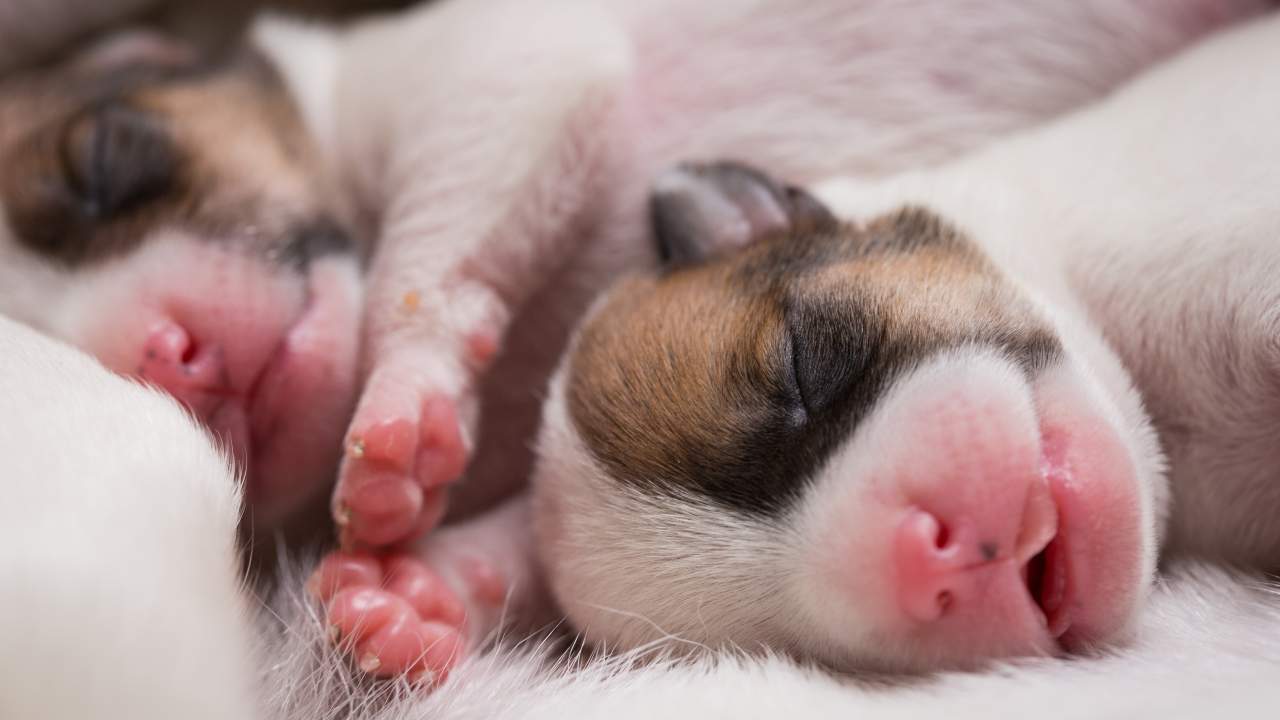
[143,321,193,367]
[139,321,224,401]
[934,521,951,550]
[179,339,198,366]
[895,509,965,623]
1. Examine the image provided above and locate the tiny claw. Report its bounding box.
[409,668,438,687]
[348,437,366,459]
[359,654,382,673]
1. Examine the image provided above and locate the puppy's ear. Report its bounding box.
[649,160,835,267]
[71,30,196,74]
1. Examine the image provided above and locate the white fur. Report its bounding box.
[534,367,798,659]
[251,15,342,161]
[0,316,255,719]
[253,560,1280,719]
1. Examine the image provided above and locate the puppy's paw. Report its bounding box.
[332,361,474,548]
[310,552,469,684]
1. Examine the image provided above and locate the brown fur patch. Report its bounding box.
[568,206,1060,515]
[0,43,349,268]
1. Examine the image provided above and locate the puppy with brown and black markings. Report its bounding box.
[0,30,365,536]
[531,14,1280,674]
[539,167,1153,672]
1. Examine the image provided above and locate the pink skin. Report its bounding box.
[311,553,468,683]
[84,243,362,527]
[332,295,506,549]
[812,358,1146,668]
[335,392,469,548]
[1032,369,1145,649]
[311,497,540,681]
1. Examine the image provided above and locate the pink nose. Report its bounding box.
[894,488,1057,623]
[138,321,227,413]
[894,510,982,622]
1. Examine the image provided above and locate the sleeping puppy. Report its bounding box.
[0,0,1273,685]
[0,30,365,536]
[531,13,1280,673]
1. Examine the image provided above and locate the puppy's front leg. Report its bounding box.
[325,0,634,548]
[0,317,256,719]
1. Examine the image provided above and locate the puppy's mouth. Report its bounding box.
[1025,369,1149,652]
[1023,532,1071,640]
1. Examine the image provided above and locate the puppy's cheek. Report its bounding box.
[246,257,365,525]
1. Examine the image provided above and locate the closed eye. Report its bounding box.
[60,102,176,221]
[783,330,810,426]
[786,301,875,419]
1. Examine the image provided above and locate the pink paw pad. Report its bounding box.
[310,552,468,682]
[334,394,468,548]
[416,396,468,490]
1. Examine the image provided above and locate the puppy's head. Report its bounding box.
[0,32,362,528]
[534,162,1161,672]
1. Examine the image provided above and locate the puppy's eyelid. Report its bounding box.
[60,101,176,220]
[785,328,810,414]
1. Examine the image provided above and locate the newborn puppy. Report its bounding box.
[534,14,1280,672]
[537,165,1155,672]
[0,31,364,532]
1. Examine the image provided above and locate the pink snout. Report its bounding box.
[138,321,231,417]
[894,483,1057,625]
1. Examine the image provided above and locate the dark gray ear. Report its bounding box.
[649,161,836,266]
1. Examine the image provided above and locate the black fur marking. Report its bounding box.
[63,102,177,222]
[679,288,1061,518]
[4,101,181,266]
[275,216,355,271]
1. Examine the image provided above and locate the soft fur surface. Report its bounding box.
[254,560,1280,719]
